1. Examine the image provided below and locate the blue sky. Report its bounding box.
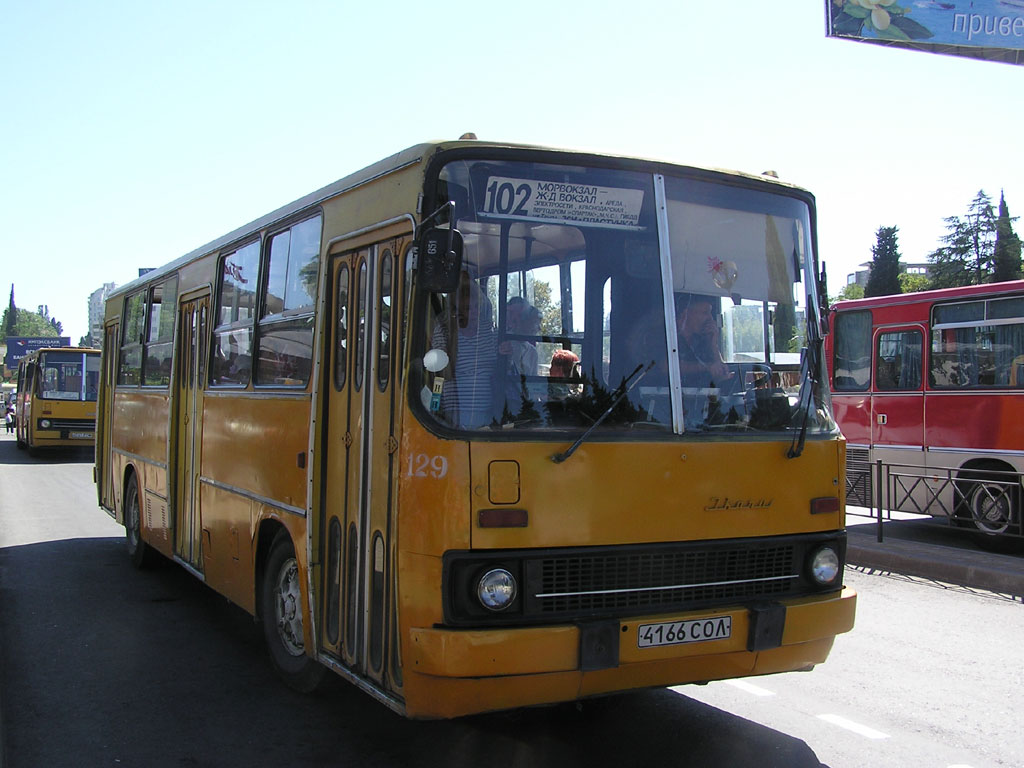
[2,0,1022,342]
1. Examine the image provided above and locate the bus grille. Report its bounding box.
[444,533,844,626]
[528,544,797,615]
[846,447,873,508]
[45,418,95,430]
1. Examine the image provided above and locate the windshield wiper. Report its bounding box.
[551,362,654,464]
[786,349,813,458]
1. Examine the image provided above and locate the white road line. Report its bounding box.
[817,713,889,740]
[723,679,775,697]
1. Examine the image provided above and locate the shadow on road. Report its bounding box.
[0,436,93,466]
[0,537,828,768]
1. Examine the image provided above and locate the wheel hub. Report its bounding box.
[274,559,305,657]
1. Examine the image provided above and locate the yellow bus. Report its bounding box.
[95,138,856,718]
[16,346,100,452]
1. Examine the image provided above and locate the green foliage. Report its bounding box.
[928,190,997,289]
[1,288,63,342]
[865,226,902,298]
[992,191,1022,283]
[835,283,865,303]
[531,280,560,336]
[898,272,930,294]
[4,285,15,339]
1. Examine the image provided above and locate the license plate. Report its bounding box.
[70,432,94,440]
[638,615,732,648]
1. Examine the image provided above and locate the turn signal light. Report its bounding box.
[810,497,840,515]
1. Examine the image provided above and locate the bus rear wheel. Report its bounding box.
[125,474,159,569]
[261,532,326,693]
[956,467,1023,553]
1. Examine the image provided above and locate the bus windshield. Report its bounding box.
[415,157,834,438]
[37,351,100,402]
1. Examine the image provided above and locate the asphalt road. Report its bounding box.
[2,433,1022,767]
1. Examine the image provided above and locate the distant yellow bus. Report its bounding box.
[16,347,100,452]
[95,139,856,718]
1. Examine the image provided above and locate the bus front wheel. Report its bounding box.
[260,532,326,693]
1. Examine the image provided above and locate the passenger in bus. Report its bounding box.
[502,299,541,377]
[548,349,581,399]
[499,298,543,418]
[430,271,498,428]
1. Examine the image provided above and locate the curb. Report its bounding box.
[846,528,1024,596]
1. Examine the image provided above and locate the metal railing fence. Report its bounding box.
[846,459,1023,547]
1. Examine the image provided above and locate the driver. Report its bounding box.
[675,293,733,386]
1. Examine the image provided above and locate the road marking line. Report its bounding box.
[817,714,889,740]
[724,679,775,697]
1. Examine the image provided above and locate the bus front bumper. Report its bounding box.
[402,587,856,718]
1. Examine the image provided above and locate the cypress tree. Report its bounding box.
[865,226,903,297]
[4,285,16,339]
[991,191,1022,283]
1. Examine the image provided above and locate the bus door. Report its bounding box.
[321,232,405,689]
[97,322,119,510]
[174,291,209,572]
[871,325,925,455]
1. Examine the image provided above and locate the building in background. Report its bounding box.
[87,283,117,348]
[846,261,931,289]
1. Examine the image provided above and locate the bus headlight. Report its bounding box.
[477,568,517,611]
[39,419,51,429]
[809,546,840,586]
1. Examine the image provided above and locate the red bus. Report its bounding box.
[827,280,1024,550]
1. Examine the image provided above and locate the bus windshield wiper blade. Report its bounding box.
[787,346,817,459]
[551,362,654,464]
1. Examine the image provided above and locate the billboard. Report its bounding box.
[4,336,70,370]
[826,1,1024,65]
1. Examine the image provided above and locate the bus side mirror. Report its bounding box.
[418,227,463,293]
[820,304,832,336]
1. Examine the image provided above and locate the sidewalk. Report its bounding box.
[846,510,1024,597]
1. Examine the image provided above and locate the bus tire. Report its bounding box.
[956,467,1023,553]
[261,532,326,693]
[124,474,159,569]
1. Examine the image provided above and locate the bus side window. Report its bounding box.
[875,356,898,390]
[833,311,871,391]
[1011,355,1024,387]
[876,330,921,390]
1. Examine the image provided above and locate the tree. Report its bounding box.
[836,282,865,302]
[991,191,1022,283]
[864,226,902,297]
[3,285,15,340]
[1,301,62,340]
[9,308,60,338]
[898,272,931,294]
[929,190,997,288]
